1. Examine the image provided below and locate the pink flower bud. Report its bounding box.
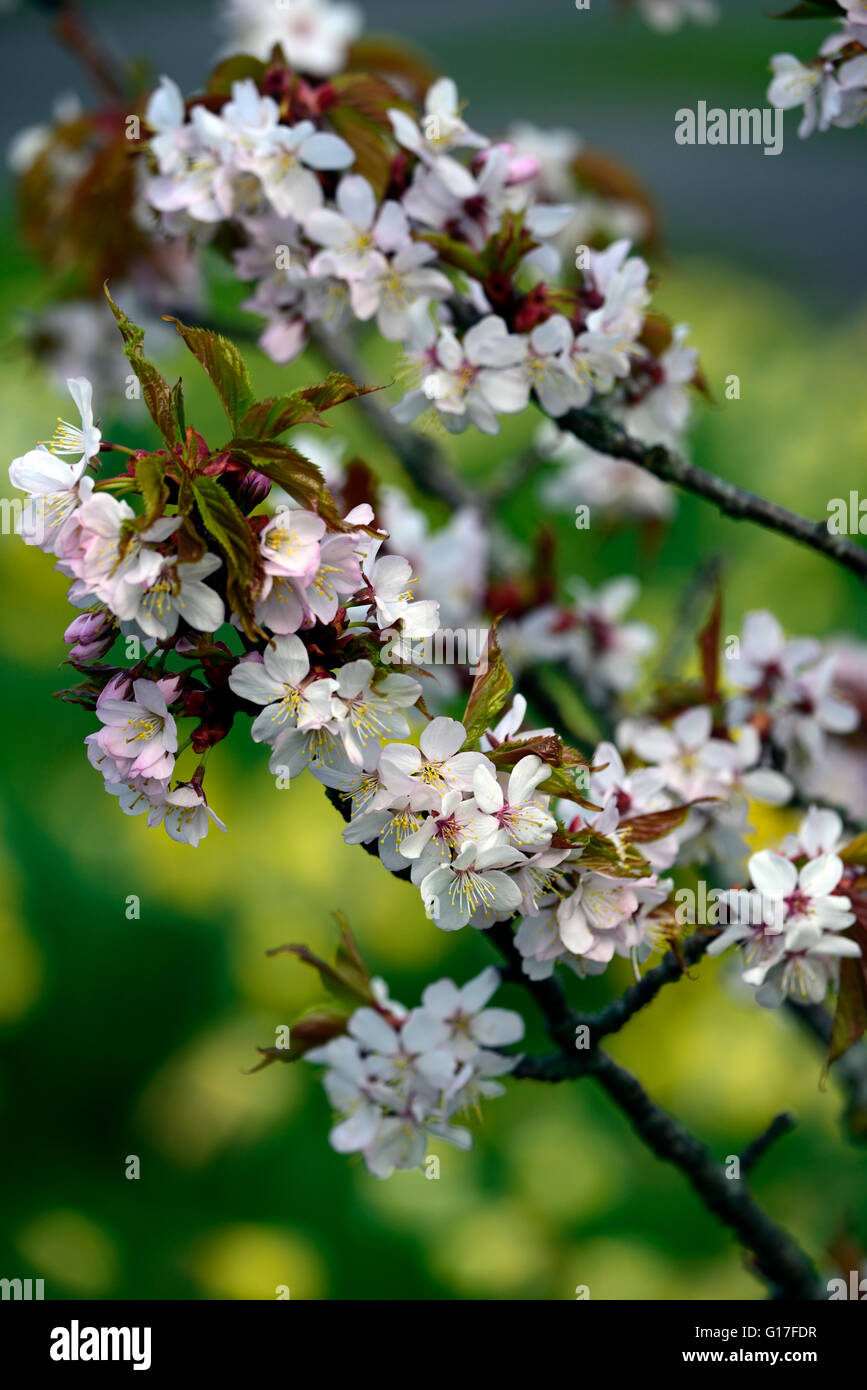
[64,609,116,662]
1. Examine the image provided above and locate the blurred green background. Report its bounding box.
[0,0,865,1301]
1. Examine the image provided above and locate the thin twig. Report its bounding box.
[34,0,126,104]
[740,1113,798,1176]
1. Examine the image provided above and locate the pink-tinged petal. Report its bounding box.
[631,725,679,763]
[10,448,79,494]
[387,107,424,155]
[177,582,224,632]
[740,769,792,806]
[530,314,573,355]
[263,632,309,687]
[373,199,409,251]
[304,207,351,247]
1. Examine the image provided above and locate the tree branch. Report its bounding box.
[489,924,821,1299]
[739,1113,798,1176]
[556,405,867,587]
[33,0,126,104]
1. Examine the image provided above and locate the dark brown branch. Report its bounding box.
[489,925,821,1299]
[586,1052,819,1299]
[740,1113,798,1175]
[556,405,867,587]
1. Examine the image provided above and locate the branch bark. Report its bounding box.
[488,924,821,1300]
[556,405,867,586]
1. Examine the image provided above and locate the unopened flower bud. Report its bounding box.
[64,608,117,661]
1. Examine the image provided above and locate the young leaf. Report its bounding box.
[229,440,354,531]
[171,378,186,440]
[827,951,867,1067]
[131,453,169,531]
[840,833,867,867]
[104,285,179,445]
[619,804,695,842]
[419,231,487,283]
[249,1011,349,1070]
[164,316,256,432]
[237,374,382,440]
[344,36,439,102]
[297,372,383,415]
[192,475,263,637]
[266,935,375,1010]
[556,827,650,878]
[462,627,513,747]
[326,102,394,200]
[698,586,723,705]
[206,54,267,94]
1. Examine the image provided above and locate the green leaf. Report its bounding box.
[229,440,353,531]
[326,101,394,200]
[171,378,186,440]
[249,1011,350,1070]
[840,833,867,866]
[554,827,650,878]
[461,627,513,747]
[164,316,256,432]
[344,37,439,102]
[104,285,179,445]
[131,453,169,531]
[698,586,723,705]
[205,54,267,93]
[192,474,263,637]
[237,374,382,440]
[619,804,696,843]
[419,231,487,282]
[265,922,375,1011]
[828,953,867,1068]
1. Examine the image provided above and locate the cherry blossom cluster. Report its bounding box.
[305,966,524,1177]
[768,3,867,137]
[513,711,790,984]
[706,806,863,1008]
[6,366,440,847]
[135,45,698,440]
